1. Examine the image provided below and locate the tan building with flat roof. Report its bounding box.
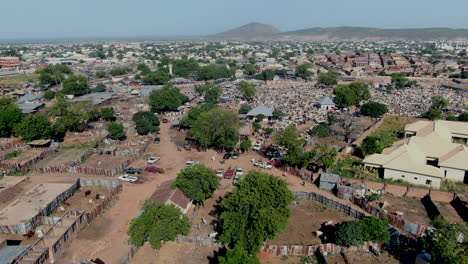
[0,57,20,69]
[364,120,468,188]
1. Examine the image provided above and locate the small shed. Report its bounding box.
[319,173,340,191]
[318,96,336,110]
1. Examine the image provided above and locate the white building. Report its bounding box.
[317,96,336,110]
[364,120,468,189]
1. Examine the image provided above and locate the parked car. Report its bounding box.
[223,152,232,160]
[118,174,138,183]
[123,167,141,174]
[254,162,272,170]
[231,152,239,159]
[253,143,262,151]
[269,160,282,167]
[147,156,160,164]
[185,160,200,169]
[145,166,164,173]
[236,168,244,176]
[233,175,240,184]
[224,169,235,179]
[216,169,224,178]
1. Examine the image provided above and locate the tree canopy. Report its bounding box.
[0,99,23,137]
[219,171,295,254]
[173,164,220,204]
[100,107,115,121]
[361,102,388,118]
[149,84,188,113]
[317,71,340,86]
[37,64,71,86]
[238,81,257,101]
[107,122,125,140]
[132,111,160,135]
[311,124,332,138]
[195,83,222,104]
[361,136,384,155]
[218,245,260,264]
[333,82,371,108]
[143,70,171,85]
[128,202,190,249]
[296,62,314,79]
[62,75,90,96]
[391,73,417,88]
[14,114,52,142]
[334,221,364,247]
[188,107,240,149]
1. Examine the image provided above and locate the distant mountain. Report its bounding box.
[208,24,468,41]
[209,23,281,40]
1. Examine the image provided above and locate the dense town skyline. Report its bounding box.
[2,0,468,40]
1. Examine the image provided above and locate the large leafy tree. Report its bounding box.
[296,62,314,79]
[195,83,222,104]
[334,221,364,247]
[361,136,384,155]
[173,164,220,205]
[219,171,295,254]
[274,125,304,150]
[149,84,188,113]
[218,245,260,264]
[431,96,449,110]
[360,217,390,243]
[179,104,214,129]
[238,81,257,101]
[188,107,240,149]
[310,124,332,138]
[62,75,90,96]
[143,70,171,85]
[107,122,125,140]
[348,82,371,101]
[132,111,160,135]
[421,217,467,264]
[361,102,388,118]
[37,64,71,86]
[333,86,357,108]
[100,107,115,121]
[317,71,340,86]
[391,73,417,88]
[128,202,191,249]
[0,98,23,137]
[14,114,52,142]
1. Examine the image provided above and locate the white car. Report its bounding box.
[236,168,244,176]
[216,169,224,178]
[185,160,200,169]
[118,174,139,183]
[253,143,262,151]
[255,162,272,170]
[233,175,240,184]
[147,156,160,164]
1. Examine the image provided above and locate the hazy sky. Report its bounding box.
[2,0,468,39]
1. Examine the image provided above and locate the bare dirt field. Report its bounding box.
[6,148,43,164]
[81,152,130,169]
[61,135,103,147]
[132,242,220,264]
[266,199,355,246]
[325,251,399,264]
[50,186,113,217]
[33,148,89,168]
[372,194,431,225]
[0,177,30,210]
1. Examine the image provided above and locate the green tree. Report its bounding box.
[132,111,160,135]
[317,71,340,86]
[431,96,449,110]
[333,86,357,108]
[195,83,222,104]
[360,217,390,243]
[421,218,467,264]
[95,70,107,78]
[238,105,252,114]
[179,105,213,129]
[173,164,220,205]
[43,90,56,100]
[272,109,285,119]
[296,62,314,79]
[391,73,417,88]
[92,84,106,93]
[361,102,388,118]
[149,84,188,113]
[37,64,71,86]
[107,122,125,140]
[240,139,252,151]
[458,112,468,121]
[274,125,305,150]
[128,202,190,249]
[188,108,240,149]
[14,114,52,142]
[348,82,371,101]
[252,122,262,132]
[243,64,259,76]
[137,63,151,75]
[361,136,384,155]
[219,171,295,254]
[110,67,131,76]
[422,108,443,120]
[335,221,364,247]
[62,75,90,96]
[143,70,170,85]
[218,245,260,264]
[238,81,257,101]
[0,99,23,137]
[100,107,115,121]
[311,124,332,138]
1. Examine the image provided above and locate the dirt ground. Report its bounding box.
[132,242,220,264]
[81,152,130,169]
[61,135,104,147]
[51,186,112,217]
[0,177,30,210]
[258,252,305,264]
[34,148,89,168]
[372,194,431,225]
[6,148,43,164]
[266,200,355,246]
[325,251,399,264]
[435,201,464,224]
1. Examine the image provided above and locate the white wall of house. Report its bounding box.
[320,104,334,110]
[441,167,466,182]
[384,169,442,188]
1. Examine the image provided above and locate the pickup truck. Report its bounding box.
[147,156,160,164]
[118,174,138,183]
